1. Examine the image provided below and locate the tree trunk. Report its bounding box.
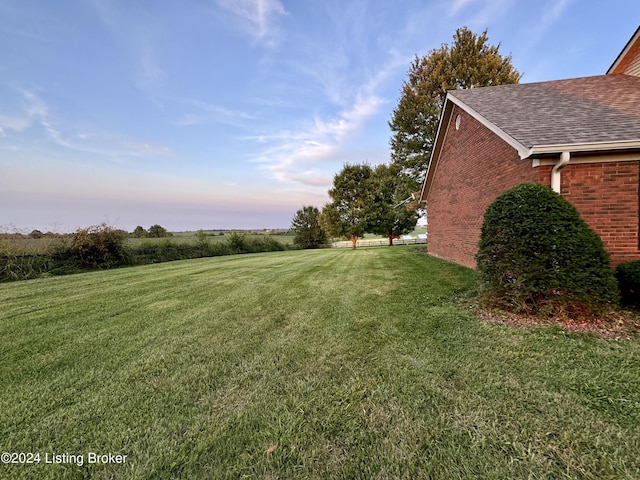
[351,235,358,248]
[388,235,394,246]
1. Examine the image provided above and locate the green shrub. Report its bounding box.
[615,260,640,306]
[130,243,205,264]
[67,223,131,269]
[226,232,249,254]
[248,236,286,253]
[476,183,618,317]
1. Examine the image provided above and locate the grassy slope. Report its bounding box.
[1,247,639,479]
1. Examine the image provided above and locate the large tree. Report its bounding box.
[389,27,521,187]
[321,164,373,248]
[291,206,327,249]
[367,164,418,245]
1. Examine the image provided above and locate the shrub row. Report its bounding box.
[0,229,291,282]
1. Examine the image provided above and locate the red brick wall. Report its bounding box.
[426,106,640,268]
[426,107,541,268]
[561,161,640,266]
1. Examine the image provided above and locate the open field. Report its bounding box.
[0,232,296,254]
[1,247,639,479]
[128,231,297,248]
[0,227,428,254]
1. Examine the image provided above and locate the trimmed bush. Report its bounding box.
[615,260,640,307]
[476,183,618,317]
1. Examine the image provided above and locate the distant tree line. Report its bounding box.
[132,224,172,238]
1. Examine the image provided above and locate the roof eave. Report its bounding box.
[607,25,640,74]
[419,99,454,203]
[529,139,640,157]
[420,93,531,204]
[447,94,532,159]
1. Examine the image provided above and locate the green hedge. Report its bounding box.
[476,183,618,317]
[615,260,640,307]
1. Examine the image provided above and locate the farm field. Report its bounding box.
[0,227,429,254]
[0,231,296,254]
[1,247,639,479]
[127,230,297,248]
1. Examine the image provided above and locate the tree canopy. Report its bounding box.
[291,206,327,249]
[321,164,373,248]
[367,164,418,245]
[320,163,419,247]
[132,226,147,238]
[389,27,521,187]
[148,224,171,238]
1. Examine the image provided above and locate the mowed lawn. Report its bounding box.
[1,248,639,479]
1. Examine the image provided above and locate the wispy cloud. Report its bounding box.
[0,114,31,136]
[128,143,175,156]
[541,0,573,25]
[239,4,410,190]
[169,97,256,127]
[445,0,515,28]
[448,0,477,17]
[21,90,70,147]
[215,0,286,46]
[88,0,167,94]
[13,89,174,159]
[135,38,167,92]
[0,89,65,142]
[248,92,386,187]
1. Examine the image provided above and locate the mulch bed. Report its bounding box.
[477,307,640,340]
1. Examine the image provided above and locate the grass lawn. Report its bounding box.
[1,247,639,479]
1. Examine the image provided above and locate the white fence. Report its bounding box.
[331,234,427,249]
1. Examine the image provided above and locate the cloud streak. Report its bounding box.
[215,0,286,46]
[169,97,256,127]
[248,91,387,188]
[8,89,175,160]
[244,26,406,189]
[88,0,168,94]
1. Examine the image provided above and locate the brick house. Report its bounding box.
[419,26,640,268]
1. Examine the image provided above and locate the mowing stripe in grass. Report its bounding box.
[1,247,639,479]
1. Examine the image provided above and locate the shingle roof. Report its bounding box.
[449,74,640,152]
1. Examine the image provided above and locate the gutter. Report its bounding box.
[551,151,570,193]
[528,139,640,156]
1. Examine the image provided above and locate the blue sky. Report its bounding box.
[1,0,639,232]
